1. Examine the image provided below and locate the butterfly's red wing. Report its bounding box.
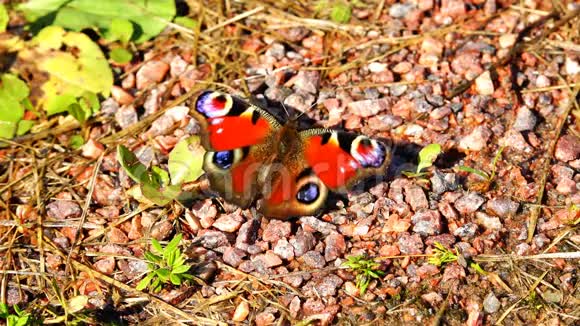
[257,158,330,219]
[192,91,280,151]
[302,130,390,191]
[191,91,281,208]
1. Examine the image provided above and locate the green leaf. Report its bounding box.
[67,102,89,123]
[16,120,34,136]
[117,145,149,184]
[0,92,24,123]
[1,74,30,101]
[0,302,8,316]
[169,273,181,285]
[31,27,113,105]
[330,2,351,23]
[168,136,206,185]
[165,248,176,267]
[402,171,427,178]
[0,86,24,138]
[172,264,190,274]
[14,26,111,116]
[0,4,8,33]
[151,166,170,187]
[110,48,133,64]
[108,18,133,44]
[470,262,487,275]
[174,16,198,30]
[144,251,161,263]
[155,268,170,282]
[0,121,16,139]
[21,98,33,111]
[151,239,163,254]
[44,94,76,116]
[136,273,154,291]
[180,273,194,280]
[14,0,66,22]
[80,91,100,114]
[165,233,182,255]
[173,254,185,267]
[416,143,442,173]
[15,316,30,326]
[151,278,162,292]
[69,134,84,149]
[141,182,181,206]
[456,166,490,180]
[18,0,176,44]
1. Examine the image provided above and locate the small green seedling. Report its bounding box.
[314,1,357,24]
[0,303,31,326]
[403,143,442,178]
[342,255,385,295]
[117,137,204,206]
[457,146,504,181]
[136,233,193,293]
[470,262,487,275]
[428,242,458,267]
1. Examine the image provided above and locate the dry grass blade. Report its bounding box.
[475,251,580,262]
[65,153,104,276]
[527,85,579,242]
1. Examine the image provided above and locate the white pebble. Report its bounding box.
[475,71,494,95]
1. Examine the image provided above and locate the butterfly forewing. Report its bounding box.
[300,129,390,191]
[191,91,281,208]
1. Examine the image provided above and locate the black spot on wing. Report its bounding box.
[251,110,260,124]
[295,167,314,183]
[241,146,250,159]
[359,137,372,147]
[214,94,227,104]
[320,133,332,145]
[226,96,250,116]
[336,132,358,153]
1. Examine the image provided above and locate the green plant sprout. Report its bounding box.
[428,242,459,266]
[0,303,31,326]
[342,255,385,295]
[457,146,504,181]
[429,243,488,276]
[470,262,487,275]
[136,233,194,293]
[403,143,442,178]
[117,137,204,206]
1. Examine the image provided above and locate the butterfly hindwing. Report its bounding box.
[257,151,330,218]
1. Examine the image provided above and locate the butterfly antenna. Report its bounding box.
[280,100,291,119]
[294,97,322,120]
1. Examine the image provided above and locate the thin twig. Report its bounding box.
[65,153,104,276]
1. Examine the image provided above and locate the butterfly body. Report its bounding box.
[190,90,391,219]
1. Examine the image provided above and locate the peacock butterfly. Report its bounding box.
[189,90,391,219]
